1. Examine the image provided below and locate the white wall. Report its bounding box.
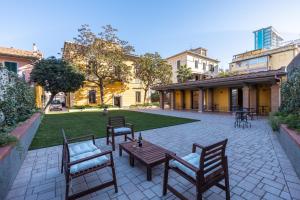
[167,52,219,83]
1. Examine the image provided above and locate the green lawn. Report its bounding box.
[30,110,197,149]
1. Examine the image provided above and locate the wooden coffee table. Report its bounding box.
[119,140,175,181]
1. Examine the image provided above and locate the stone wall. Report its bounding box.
[277,125,300,178]
[0,113,41,200]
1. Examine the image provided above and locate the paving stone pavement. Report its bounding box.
[5,109,300,200]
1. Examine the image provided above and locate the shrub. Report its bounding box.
[269,112,300,133]
[0,73,36,130]
[129,102,159,108]
[269,113,281,131]
[71,104,115,109]
[0,71,36,146]
[0,133,17,146]
[97,104,115,109]
[285,114,300,131]
[150,92,160,102]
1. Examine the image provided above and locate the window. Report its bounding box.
[203,63,206,71]
[195,60,199,69]
[176,60,181,69]
[4,62,17,73]
[135,91,141,103]
[209,64,214,72]
[88,90,96,104]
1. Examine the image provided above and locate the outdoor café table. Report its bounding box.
[235,110,251,128]
[119,140,175,181]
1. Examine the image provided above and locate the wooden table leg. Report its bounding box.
[129,154,134,167]
[119,146,122,157]
[147,167,152,181]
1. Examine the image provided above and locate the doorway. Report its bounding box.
[230,88,243,111]
[113,96,121,107]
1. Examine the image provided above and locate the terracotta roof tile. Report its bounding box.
[0,46,42,59]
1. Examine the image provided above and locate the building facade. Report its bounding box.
[154,29,300,114]
[154,69,285,114]
[63,42,147,108]
[0,45,43,108]
[0,45,42,82]
[254,26,283,50]
[167,47,219,83]
[230,44,300,73]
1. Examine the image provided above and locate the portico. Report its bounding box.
[155,68,286,115]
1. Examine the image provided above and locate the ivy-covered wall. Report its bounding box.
[0,67,36,134]
[280,70,300,114]
[0,67,11,123]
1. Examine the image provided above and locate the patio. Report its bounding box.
[5,110,300,200]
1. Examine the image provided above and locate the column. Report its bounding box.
[249,86,257,110]
[181,90,185,110]
[198,88,204,112]
[159,91,164,110]
[207,88,213,111]
[227,87,232,112]
[170,91,174,110]
[243,85,250,109]
[271,83,280,112]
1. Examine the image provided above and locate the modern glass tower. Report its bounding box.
[253,26,283,50]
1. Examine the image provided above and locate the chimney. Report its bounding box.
[33,43,38,52]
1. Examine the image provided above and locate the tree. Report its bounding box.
[177,64,192,83]
[134,52,172,103]
[69,24,134,105]
[30,57,85,110]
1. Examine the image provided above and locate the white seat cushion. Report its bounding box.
[70,149,109,174]
[109,127,132,135]
[170,153,200,178]
[69,141,98,157]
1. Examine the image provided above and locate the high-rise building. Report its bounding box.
[253,26,283,50]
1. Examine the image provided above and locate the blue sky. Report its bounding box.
[1,0,300,69]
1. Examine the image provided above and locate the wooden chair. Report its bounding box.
[163,139,230,200]
[106,116,134,151]
[61,129,118,200]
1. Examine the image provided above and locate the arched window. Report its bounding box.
[88,90,96,104]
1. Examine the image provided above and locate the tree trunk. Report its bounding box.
[44,93,56,112]
[99,79,105,105]
[143,88,148,104]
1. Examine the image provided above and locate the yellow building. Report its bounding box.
[155,45,300,115]
[154,69,286,114]
[62,42,147,108]
[230,44,299,73]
